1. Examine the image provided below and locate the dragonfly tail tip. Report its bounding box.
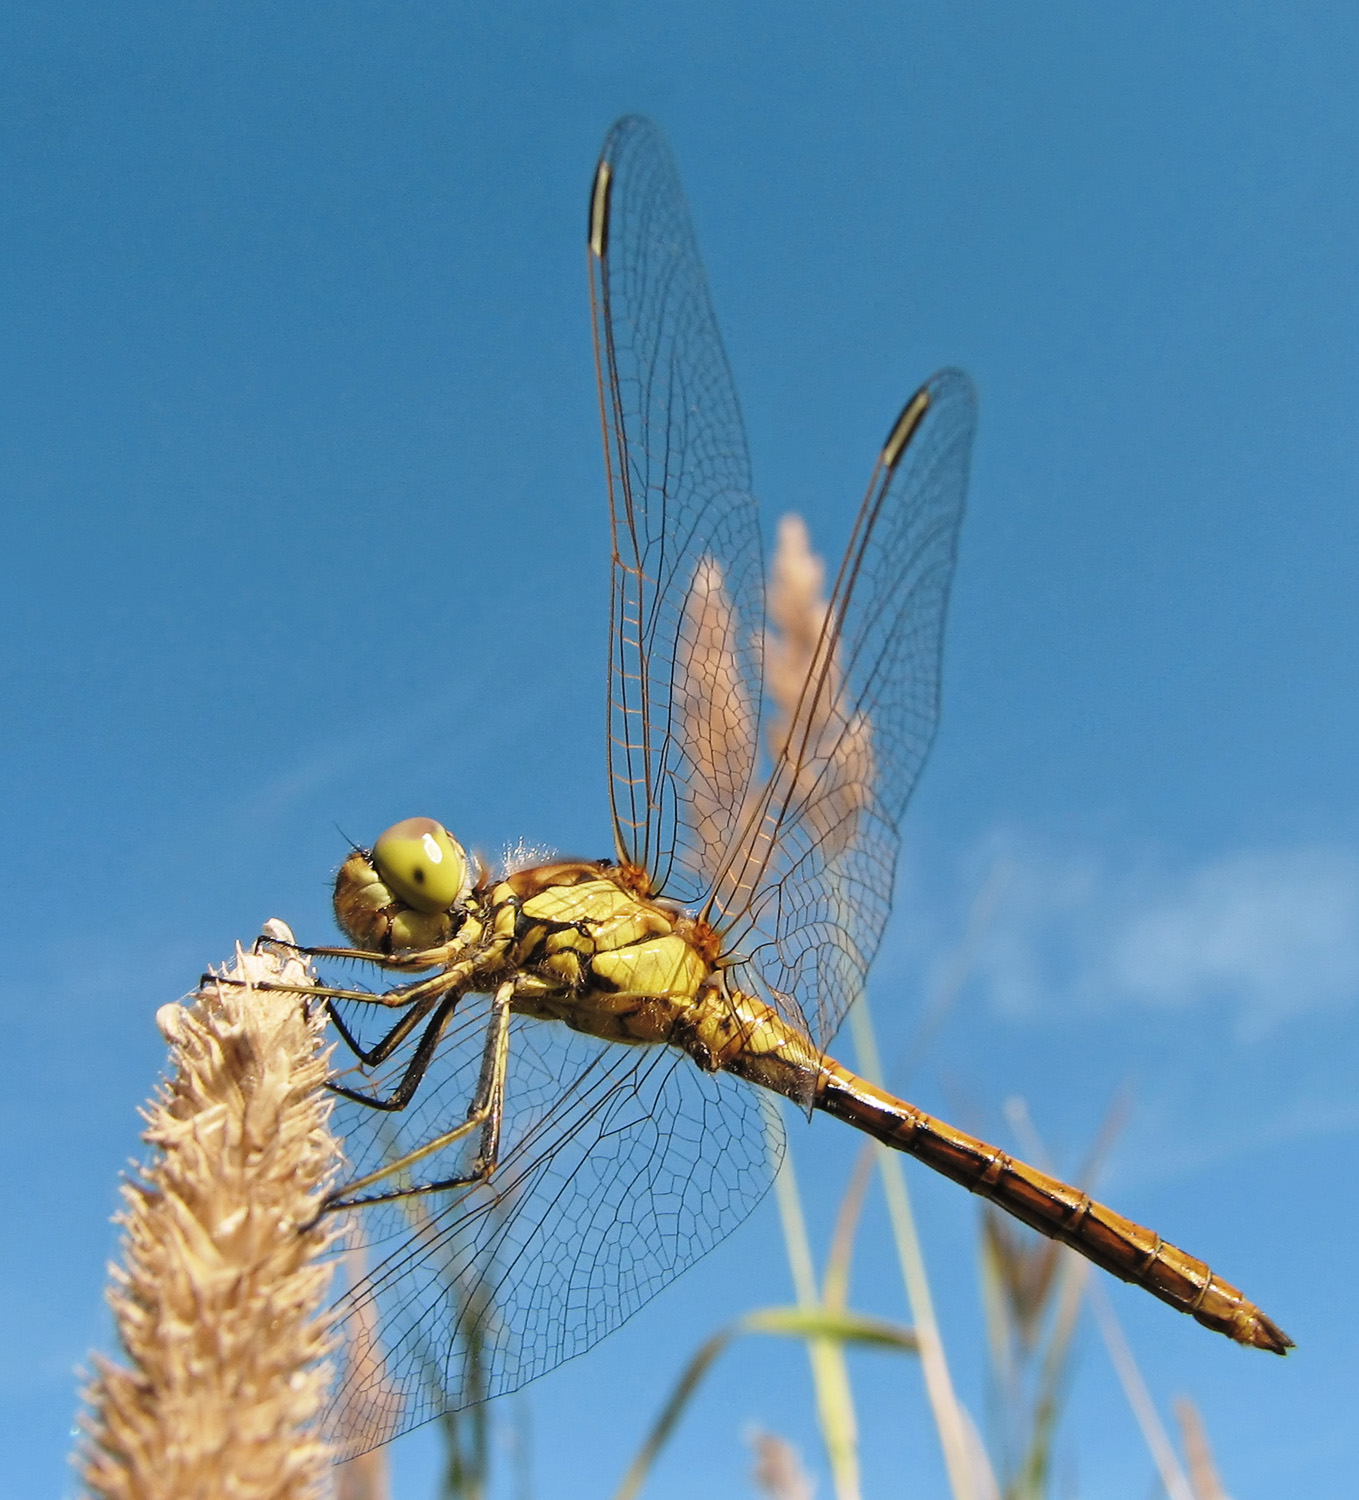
[1244,1310,1294,1355]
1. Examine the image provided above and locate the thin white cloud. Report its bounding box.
[960,834,1359,1035]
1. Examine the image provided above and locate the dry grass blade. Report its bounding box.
[764,514,829,759]
[676,554,758,877]
[335,1445,390,1500]
[982,1209,1064,1354]
[977,1191,1088,1500]
[1174,1397,1232,1500]
[1088,1283,1195,1500]
[749,1429,817,1500]
[77,923,338,1500]
[995,1246,1088,1500]
[821,1145,875,1313]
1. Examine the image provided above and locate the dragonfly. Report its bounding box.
[291,116,1289,1459]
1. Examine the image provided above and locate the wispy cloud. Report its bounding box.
[958,833,1359,1037]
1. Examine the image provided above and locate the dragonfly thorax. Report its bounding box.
[505,866,708,1008]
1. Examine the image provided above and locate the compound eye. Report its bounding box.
[372,818,469,913]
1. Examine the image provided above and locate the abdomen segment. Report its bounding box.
[814,1059,1292,1354]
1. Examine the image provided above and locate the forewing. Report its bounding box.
[711,370,977,1053]
[590,116,764,900]
[324,996,780,1457]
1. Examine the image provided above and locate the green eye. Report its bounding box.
[371,818,470,913]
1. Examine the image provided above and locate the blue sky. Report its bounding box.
[3,4,1357,1497]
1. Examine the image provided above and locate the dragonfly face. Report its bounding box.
[332,817,473,955]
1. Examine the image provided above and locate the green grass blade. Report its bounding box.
[612,1325,739,1500]
[611,1306,918,1500]
[850,999,988,1500]
[765,1095,862,1500]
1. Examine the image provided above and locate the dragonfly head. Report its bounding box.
[334,817,474,954]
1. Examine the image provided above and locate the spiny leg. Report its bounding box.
[324,979,514,1213]
[255,929,470,974]
[200,965,463,1013]
[330,992,461,1113]
[327,989,446,1069]
[314,961,477,1011]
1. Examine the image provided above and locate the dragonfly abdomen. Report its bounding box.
[815,1061,1293,1355]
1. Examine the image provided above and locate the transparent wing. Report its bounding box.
[710,370,977,1054]
[324,994,781,1458]
[590,115,764,901]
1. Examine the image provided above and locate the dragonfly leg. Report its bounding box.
[330,993,461,1113]
[326,988,449,1068]
[254,920,479,972]
[251,931,449,976]
[322,979,513,1213]
[275,948,489,1025]
[200,965,462,1013]
[297,937,470,973]
[315,960,478,1010]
